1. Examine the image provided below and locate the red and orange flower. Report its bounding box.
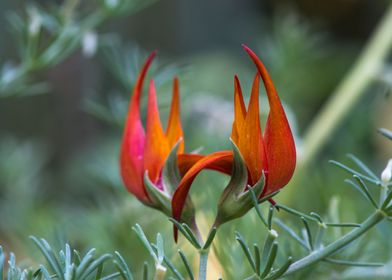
[171,45,296,227]
[120,46,296,235]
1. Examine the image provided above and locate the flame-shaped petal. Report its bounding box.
[236,74,267,185]
[120,51,156,204]
[144,80,171,186]
[166,77,184,153]
[231,76,246,143]
[242,45,296,193]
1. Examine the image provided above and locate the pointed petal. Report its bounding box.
[172,151,233,240]
[166,77,184,153]
[120,51,156,203]
[231,76,246,143]
[242,45,296,193]
[236,74,267,185]
[144,80,171,185]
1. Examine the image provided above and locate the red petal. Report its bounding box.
[120,51,156,203]
[166,77,184,153]
[172,151,233,241]
[144,80,171,185]
[243,45,296,193]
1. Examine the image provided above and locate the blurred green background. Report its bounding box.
[0,0,392,279]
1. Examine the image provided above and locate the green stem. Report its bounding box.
[198,249,210,280]
[282,210,386,277]
[299,3,392,167]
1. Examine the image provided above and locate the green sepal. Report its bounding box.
[145,141,196,227]
[162,140,182,195]
[144,172,172,216]
[215,140,265,225]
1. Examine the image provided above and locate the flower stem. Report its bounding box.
[282,210,386,277]
[198,249,210,280]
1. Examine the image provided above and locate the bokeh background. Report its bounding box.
[0,0,392,279]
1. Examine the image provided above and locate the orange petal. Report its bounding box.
[166,77,184,153]
[243,45,296,193]
[231,76,246,143]
[120,51,156,203]
[144,80,171,185]
[177,154,204,176]
[172,151,233,240]
[236,74,267,185]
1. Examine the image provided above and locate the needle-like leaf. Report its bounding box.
[274,219,309,250]
[254,244,261,276]
[142,262,149,280]
[352,176,378,209]
[263,257,292,280]
[324,258,384,267]
[330,160,379,185]
[347,154,379,180]
[132,224,158,263]
[178,250,194,280]
[260,242,278,278]
[379,128,392,141]
[114,251,133,280]
[301,217,313,251]
[248,186,268,228]
[235,232,256,272]
[203,227,217,249]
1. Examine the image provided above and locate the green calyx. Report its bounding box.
[144,140,196,225]
[215,140,266,226]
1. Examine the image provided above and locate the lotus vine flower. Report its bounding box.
[120,51,191,216]
[119,51,224,221]
[172,45,296,228]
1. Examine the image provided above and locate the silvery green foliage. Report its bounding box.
[0,0,157,97]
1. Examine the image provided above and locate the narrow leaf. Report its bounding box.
[132,224,158,263]
[301,217,313,251]
[260,242,278,278]
[162,255,184,280]
[253,244,261,276]
[169,219,200,249]
[235,232,256,272]
[156,233,164,264]
[178,250,194,280]
[267,206,274,230]
[30,237,64,280]
[142,263,148,280]
[353,176,378,209]
[275,204,318,223]
[203,227,217,250]
[260,231,278,274]
[248,186,268,228]
[264,257,292,280]
[181,223,202,249]
[79,254,112,279]
[324,258,384,267]
[329,160,378,184]
[379,128,392,141]
[114,251,133,280]
[274,219,309,250]
[347,154,378,180]
[325,223,360,228]
[99,272,122,280]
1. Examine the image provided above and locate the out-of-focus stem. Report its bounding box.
[299,3,392,167]
[282,210,386,276]
[198,249,210,280]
